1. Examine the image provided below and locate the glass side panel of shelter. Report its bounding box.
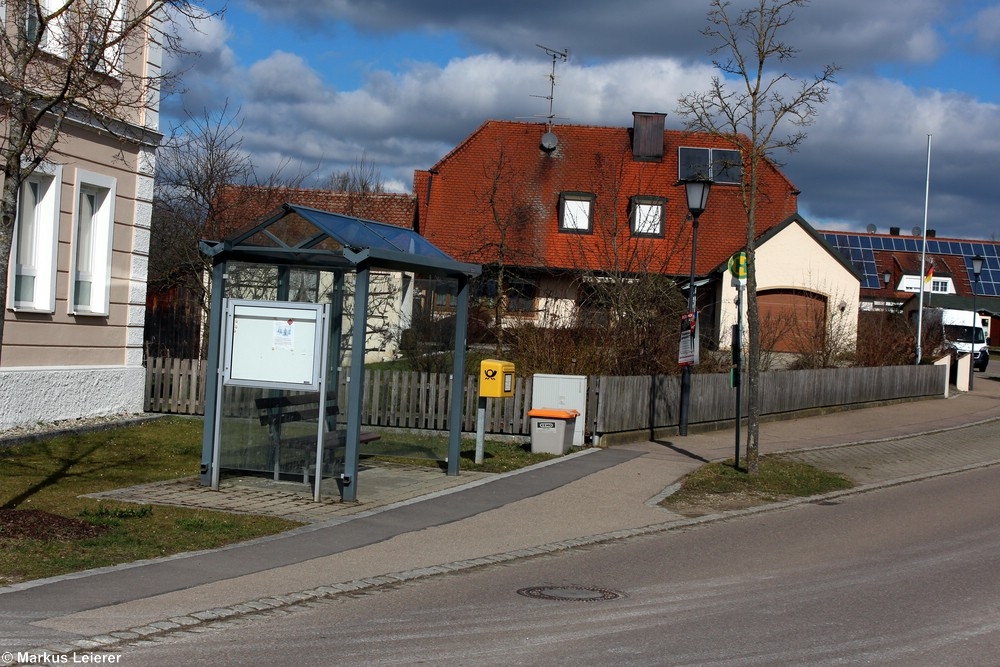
[216,263,441,482]
[218,265,339,481]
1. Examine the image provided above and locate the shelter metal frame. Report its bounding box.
[198,203,481,502]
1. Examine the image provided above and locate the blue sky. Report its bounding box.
[167,0,1000,240]
[222,15,471,92]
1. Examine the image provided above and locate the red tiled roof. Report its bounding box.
[414,119,799,277]
[212,185,416,238]
[865,249,965,299]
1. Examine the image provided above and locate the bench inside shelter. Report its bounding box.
[255,392,380,486]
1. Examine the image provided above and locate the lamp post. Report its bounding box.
[678,178,712,436]
[969,255,984,390]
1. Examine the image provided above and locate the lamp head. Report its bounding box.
[680,178,712,217]
[972,255,984,278]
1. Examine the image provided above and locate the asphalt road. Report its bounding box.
[117,464,1000,666]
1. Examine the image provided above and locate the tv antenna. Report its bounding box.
[532,44,569,132]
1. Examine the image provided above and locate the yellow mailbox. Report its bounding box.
[479,359,515,398]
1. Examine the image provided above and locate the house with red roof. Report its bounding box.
[821,228,1000,346]
[414,112,860,356]
[145,186,418,362]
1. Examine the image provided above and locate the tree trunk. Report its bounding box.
[744,153,762,475]
[745,248,761,474]
[0,170,21,363]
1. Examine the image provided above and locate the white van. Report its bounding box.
[937,308,989,372]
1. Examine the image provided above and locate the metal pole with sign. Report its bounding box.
[728,252,747,469]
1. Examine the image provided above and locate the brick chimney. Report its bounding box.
[632,112,666,162]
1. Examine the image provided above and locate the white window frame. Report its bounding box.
[900,275,954,294]
[630,195,665,237]
[559,192,594,233]
[29,0,126,74]
[70,169,116,316]
[87,0,127,75]
[8,164,62,313]
[32,0,66,56]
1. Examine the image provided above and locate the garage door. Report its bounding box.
[758,289,827,353]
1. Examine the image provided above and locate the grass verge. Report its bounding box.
[1,419,556,584]
[660,456,854,517]
[0,417,299,585]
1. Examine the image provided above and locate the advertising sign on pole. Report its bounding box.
[678,311,699,366]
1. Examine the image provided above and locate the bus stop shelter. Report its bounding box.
[198,203,481,502]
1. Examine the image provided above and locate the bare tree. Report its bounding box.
[150,103,253,292]
[677,0,838,473]
[150,102,309,357]
[468,140,540,353]
[854,310,917,367]
[785,291,857,370]
[325,153,385,207]
[565,148,689,375]
[0,0,214,359]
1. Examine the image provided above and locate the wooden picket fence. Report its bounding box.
[144,358,541,436]
[145,358,946,440]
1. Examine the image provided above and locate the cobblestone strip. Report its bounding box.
[778,420,1000,485]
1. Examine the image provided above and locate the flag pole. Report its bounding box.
[916,134,931,365]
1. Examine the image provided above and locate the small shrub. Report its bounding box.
[854,311,916,367]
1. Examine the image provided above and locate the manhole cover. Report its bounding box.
[516,585,625,602]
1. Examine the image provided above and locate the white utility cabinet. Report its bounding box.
[531,374,587,447]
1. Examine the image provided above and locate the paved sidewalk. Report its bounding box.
[3,375,1000,662]
[87,463,495,524]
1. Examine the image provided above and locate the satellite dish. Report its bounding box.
[866,224,877,234]
[912,226,922,237]
[540,131,558,152]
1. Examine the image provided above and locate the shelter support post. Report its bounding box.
[447,276,471,476]
[200,260,227,487]
[342,266,371,502]
[277,265,291,302]
[327,272,346,400]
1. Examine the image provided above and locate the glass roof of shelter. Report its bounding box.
[202,203,480,278]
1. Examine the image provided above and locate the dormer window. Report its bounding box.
[630,195,665,237]
[559,192,594,233]
[679,147,743,184]
[899,275,955,295]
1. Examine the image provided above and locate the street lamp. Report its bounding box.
[969,255,984,390]
[678,177,712,436]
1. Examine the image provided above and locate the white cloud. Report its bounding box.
[161,10,240,118]
[967,5,1000,48]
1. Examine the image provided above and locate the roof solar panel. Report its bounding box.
[810,231,1000,296]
